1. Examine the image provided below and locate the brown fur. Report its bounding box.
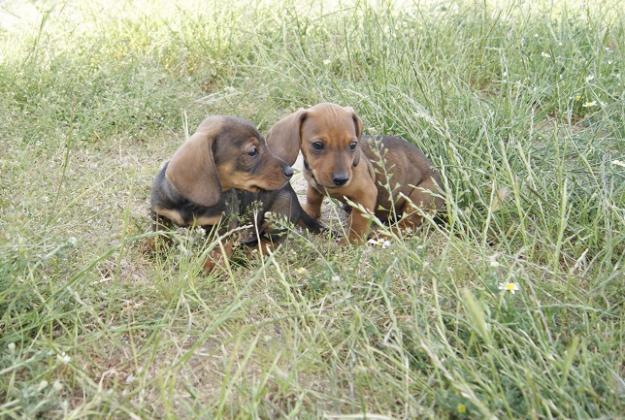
[267,103,443,243]
[150,116,322,272]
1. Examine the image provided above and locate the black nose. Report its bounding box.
[332,174,349,186]
[283,166,294,178]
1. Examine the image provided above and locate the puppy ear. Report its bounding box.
[165,122,222,207]
[353,147,361,167]
[346,107,362,167]
[345,107,363,139]
[266,109,307,166]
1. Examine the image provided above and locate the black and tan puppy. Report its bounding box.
[150,115,322,272]
[267,103,443,243]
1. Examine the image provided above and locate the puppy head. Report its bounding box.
[165,116,293,207]
[267,103,362,189]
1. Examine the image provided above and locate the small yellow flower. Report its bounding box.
[574,95,582,102]
[498,282,520,294]
[457,403,467,414]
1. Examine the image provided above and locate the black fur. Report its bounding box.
[150,162,323,245]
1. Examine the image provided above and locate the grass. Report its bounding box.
[1,0,624,417]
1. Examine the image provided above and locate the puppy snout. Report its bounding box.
[283,165,294,178]
[332,173,349,186]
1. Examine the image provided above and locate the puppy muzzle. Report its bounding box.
[283,165,294,178]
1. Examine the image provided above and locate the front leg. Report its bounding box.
[345,188,377,244]
[202,239,234,274]
[142,213,174,255]
[256,236,280,255]
[304,185,324,219]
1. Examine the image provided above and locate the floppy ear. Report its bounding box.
[346,107,363,139]
[266,109,307,166]
[165,125,221,207]
[353,147,361,167]
[346,107,363,167]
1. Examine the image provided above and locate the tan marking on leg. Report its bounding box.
[193,214,222,226]
[257,237,278,255]
[154,207,186,226]
[202,239,234,274]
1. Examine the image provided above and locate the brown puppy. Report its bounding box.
[150,116,322,272]
[267,103,443,243]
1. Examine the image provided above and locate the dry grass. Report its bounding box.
[1,0,624,417]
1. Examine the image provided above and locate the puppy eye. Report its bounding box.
[312,142,324,151]
[247,147,258,157]
[349,142,357,150]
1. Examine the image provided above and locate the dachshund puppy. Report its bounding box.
[150,115,322,272]
[266,103,443,243]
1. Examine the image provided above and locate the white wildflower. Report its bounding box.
[487,255,501,267]
[498,282,520,294]
[57,352,71,365]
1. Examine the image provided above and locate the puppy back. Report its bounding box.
[361,135,438,178]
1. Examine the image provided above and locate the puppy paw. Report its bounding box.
[202,247,224,274]
[139,236,170,256]
[202,258,217,274]
[202,240,235,275]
